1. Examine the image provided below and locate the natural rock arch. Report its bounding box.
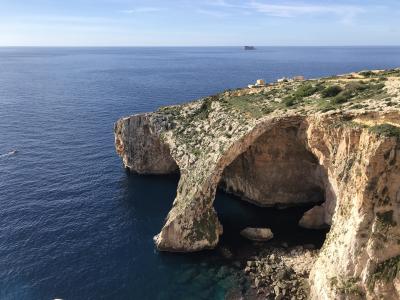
[219,121,327,209]
[115,112,400,298]
[152,116,399,299]
[153,116,337,251]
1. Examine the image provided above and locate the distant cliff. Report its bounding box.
[115,69,400,299]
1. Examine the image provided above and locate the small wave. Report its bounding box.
[0,150,18,158]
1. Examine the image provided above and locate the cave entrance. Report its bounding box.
[214,124,331,251]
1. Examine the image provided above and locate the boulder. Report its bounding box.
[298,205,326,229]
[240,227,274,242]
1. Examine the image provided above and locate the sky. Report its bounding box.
[0,0,399,46]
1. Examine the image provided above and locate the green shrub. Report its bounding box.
[294,84,319,97]
[192,148,201,156]
[350,104,366,109]
[330,277,364,296]
[262,107,274,114]
[281,84,319,108]
[328,81,371,104]
[283,96,297,107]
[333,90,353,104]
[345,81,368,93]
[360,71,375,77]
[381,69,400,77]
[322,85,343,98]
[369,124,400,138]
[333,97,346,105]
[368,256,400,291]
[371,83,385,90]
[320,105,336,112]
[226,96,264,118]
[378,76,388,81]
[195,98,213,119]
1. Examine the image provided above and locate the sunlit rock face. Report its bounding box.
[114,114,178,175]
[220,123,325,207]
[115,69,400,299]
[299,205,326,229]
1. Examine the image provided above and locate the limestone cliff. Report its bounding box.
[114,114,178,174]
[115,69,400,299]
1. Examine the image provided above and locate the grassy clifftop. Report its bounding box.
[160,68,400,118]
[156,69,400,161]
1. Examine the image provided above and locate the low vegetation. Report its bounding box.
[195,96,214,119]
[294,84,321,98]
[369,124,400,138]
[367,255,400,291]
[224,95,265,118]
[359,71,375,78]
[220,70,393,114]
[315,80,387,110]
[330,277,364,296]
[322,85,343,98]
[278,75,389,111]
[282,83,321,107]
[157,69,398,155]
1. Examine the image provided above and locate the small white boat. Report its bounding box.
[0,150,18,158]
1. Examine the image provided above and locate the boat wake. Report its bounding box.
[0,150,18,158]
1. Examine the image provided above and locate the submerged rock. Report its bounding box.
[218,246,234,259]
[240,227,274,242]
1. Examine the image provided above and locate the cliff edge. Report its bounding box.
[115,69,400,299]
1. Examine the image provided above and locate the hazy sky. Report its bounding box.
[1,0,399,46]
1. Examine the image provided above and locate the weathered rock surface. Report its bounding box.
[114,114,178,174]
[298,205,327,229]
[220,123,325,207]
[115,69,400,299]
[240,227,274,242]
[243,246,318,299]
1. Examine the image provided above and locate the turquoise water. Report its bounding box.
[1,47,400,299]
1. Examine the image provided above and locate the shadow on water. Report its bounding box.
[119,172,245,300]
[214,190,329,251]
[119,172,328,300]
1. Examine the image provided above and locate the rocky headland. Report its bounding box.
[115,69,400,299]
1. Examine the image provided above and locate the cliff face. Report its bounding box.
[303,113,400,299]
[114,114,178,174]
[115,69,400,299]
[220,122,325,207]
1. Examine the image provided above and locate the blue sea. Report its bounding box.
[1,47,400,300]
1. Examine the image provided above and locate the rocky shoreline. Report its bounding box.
[115,68,400,299]
[242,246,318,300]
[221,244,318,300]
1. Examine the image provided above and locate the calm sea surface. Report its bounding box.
[1,47,400,300]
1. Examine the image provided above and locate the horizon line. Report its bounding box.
[1,45,400,48]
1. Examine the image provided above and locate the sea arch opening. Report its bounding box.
[213,120,334,250]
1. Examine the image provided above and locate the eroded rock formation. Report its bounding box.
[114,114,178,174]
[115,69,400,299]
[220,121,325,207]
